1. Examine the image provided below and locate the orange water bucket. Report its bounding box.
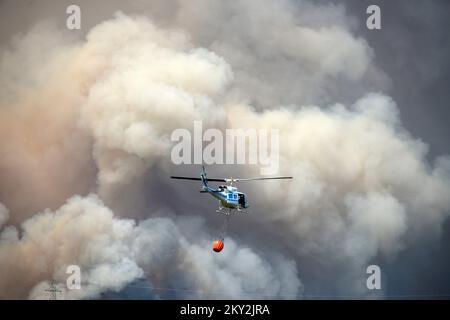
[212,239,224,252]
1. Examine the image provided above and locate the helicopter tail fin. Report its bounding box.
[200,165,208,188]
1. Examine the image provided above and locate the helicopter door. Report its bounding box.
[238,193,246,207]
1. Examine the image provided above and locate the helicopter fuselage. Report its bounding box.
[201,185,249,210]
[171,166,291,215]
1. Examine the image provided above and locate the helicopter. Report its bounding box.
[170,166,293,252]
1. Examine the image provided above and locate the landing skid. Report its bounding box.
[216,206,232,215]
[216,206,249,215]
[237,207,249,214]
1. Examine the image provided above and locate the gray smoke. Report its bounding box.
[0,0,449,299]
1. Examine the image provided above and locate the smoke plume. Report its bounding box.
[0,1,449,299]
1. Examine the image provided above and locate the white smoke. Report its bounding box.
[225,93,450,294]
[0,203,9,229]
[78,14,232,204]
[0,2,449,299]
[0,195,300,299]
[169,0,389,108]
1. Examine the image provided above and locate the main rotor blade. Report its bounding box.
[170,176,226,182]
[170,176,202,181]
[234,176,293,181]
